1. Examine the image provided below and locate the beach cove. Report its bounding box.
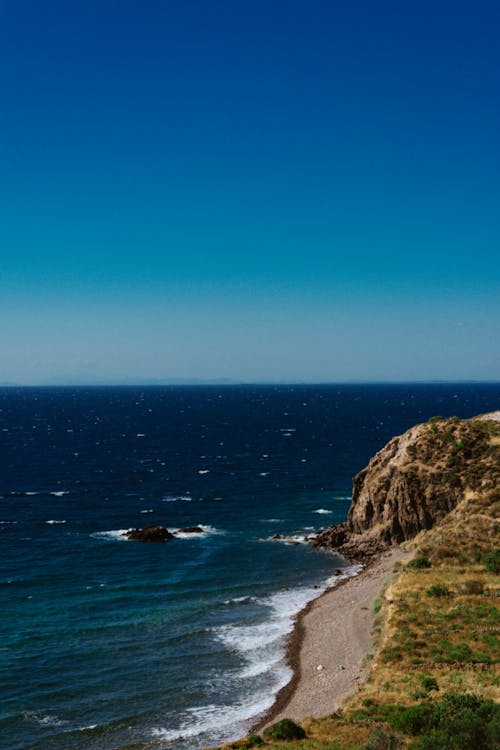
[255,547,408,729]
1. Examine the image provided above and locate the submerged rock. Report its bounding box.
[124,525,175,542]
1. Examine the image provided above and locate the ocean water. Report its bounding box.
[1,383,499,750]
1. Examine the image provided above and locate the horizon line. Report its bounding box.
[1,380,499,388]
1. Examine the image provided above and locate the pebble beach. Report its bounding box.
[256,547,408,729]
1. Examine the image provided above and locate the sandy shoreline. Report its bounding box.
[253,546,408,731]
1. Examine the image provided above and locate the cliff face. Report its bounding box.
[313,412,500,561]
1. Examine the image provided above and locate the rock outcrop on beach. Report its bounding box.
[124,525,175,542]
[312,412,500,561]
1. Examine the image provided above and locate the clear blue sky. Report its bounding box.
[1,0,499,384]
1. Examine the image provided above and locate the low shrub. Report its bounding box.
[390,704,434,735]
[411,689,428,700]
[390,694,500,750]
[246,734,264,747]
[262,718,306,741]
[410,704,499,749]
[421,676,438,692]
[427,584,450,598]
[432,639,475,663]
[381,646,403,663]
[483,549,500,574]
[406,556,431,570]
[363,727,403,749]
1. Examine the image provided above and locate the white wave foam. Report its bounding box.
[12,490,69,497]
[217,619,288,653]
[238,660,275,679]
[202,573,368,745]
[151,693,277,744]
[264,532,315,544]
[198,469,210,474]
[215,565,362,696]
[223,595,255,605]
[46,520,66,525]
[162,495,192,502]
[171,524,221,539]
[327,565,363,586]
[287,533,314,543]
[214,583,326,696]
[313,508,333,514]
[140,509,154,513]
[25,712,68,727]
[262,584,324,622]
[39,715,67,727]
[92,529,131,541]
[259,472,270,476]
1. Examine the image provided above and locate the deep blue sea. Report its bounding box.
[1,384,499,750]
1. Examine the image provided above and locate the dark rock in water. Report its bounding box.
[272,533,282,539]
[124,525,175,542]
[178,526,204,534]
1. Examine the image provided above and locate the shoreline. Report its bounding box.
[251,546,407,732]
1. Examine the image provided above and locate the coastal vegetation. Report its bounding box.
[208,414,499,750]
[263,720,307,741]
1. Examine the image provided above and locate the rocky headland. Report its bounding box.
[311,411,500,561]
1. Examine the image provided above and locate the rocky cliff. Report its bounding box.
[312,411,500,561]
